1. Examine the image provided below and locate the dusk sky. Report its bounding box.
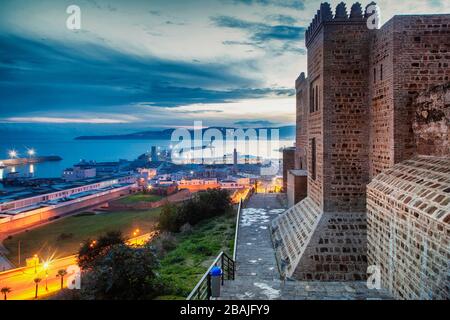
[1,0,449,131]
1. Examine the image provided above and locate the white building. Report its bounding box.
[0,175,136,214]
[220,180,242,189]
[62,166,96,181]
[178,178,218,186]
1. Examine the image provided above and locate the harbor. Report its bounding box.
[0,156,62,168]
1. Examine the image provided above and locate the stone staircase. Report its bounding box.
[219,194,392,300]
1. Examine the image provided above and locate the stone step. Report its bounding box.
[220,279,393,300]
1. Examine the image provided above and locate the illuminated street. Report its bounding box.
[0,232,156,300]
[0,255,77,300]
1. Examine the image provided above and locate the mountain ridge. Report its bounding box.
[75,125,296,140]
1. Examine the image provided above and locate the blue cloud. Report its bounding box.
[227,0,305,9]
[0,34,291,118]
[211,16,305,42]
[211,15,305,54]
[265,14,298,25]
[428,0,443,8]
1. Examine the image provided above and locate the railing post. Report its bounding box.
[221,254,224,285]
[207,274,212,300]
[232,258,235,280]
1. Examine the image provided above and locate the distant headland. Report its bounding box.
[75,126,296,140]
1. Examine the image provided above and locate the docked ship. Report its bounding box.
[0,155,62,167]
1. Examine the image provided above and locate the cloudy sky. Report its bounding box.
[0,0,448,131]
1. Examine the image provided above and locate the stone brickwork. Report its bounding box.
[322,15,371,212]
[367,156,450,300]
[368,18,395,179]
[369,15,450,178]
[286,169,307,207]
[305,6,450,211]
[272,1,450,291]
[271,198,368,282]
[292,211,368,281]
[295,73,309,170]
[412,83,450,157]
[304,2,373,213]
[392,15,450,164]
[306,15,325,210]
[282,147,296,192]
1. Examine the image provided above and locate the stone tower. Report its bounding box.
[305,1,372,213]
[272,2,375,281]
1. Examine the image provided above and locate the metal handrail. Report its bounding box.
[232,199,242,261]
[186,251,234,300]
[232,187,255,260]
[186,191,256,300]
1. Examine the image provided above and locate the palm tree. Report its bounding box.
[1,287,11,300]
[56,269,68,290]
[33,277,41,299]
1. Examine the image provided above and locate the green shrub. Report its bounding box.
[159,203,183,232]
[158,189,232,233]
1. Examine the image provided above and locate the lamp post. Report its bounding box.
[18,241,21,267]
[43,262,49,291]
[33,254,38,274]
[133,229,140,246]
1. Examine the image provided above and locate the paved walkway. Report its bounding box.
[234,193,285,281]
[220,193,392,300]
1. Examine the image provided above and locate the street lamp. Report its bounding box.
[133,229,140,245]
[27,148,36,157]
[89,240,97,249]
[8,150,17,159]
[43,261,49,291]
[33,254,38,274]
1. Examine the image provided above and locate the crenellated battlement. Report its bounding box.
[305,2,376,46]
[295,72,307,92]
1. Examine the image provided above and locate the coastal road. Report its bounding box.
[0,255,77,300]
[0,232,156,300]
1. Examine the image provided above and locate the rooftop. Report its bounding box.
[0,173,134,204]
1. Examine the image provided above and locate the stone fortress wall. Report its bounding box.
[275,1,449,299]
